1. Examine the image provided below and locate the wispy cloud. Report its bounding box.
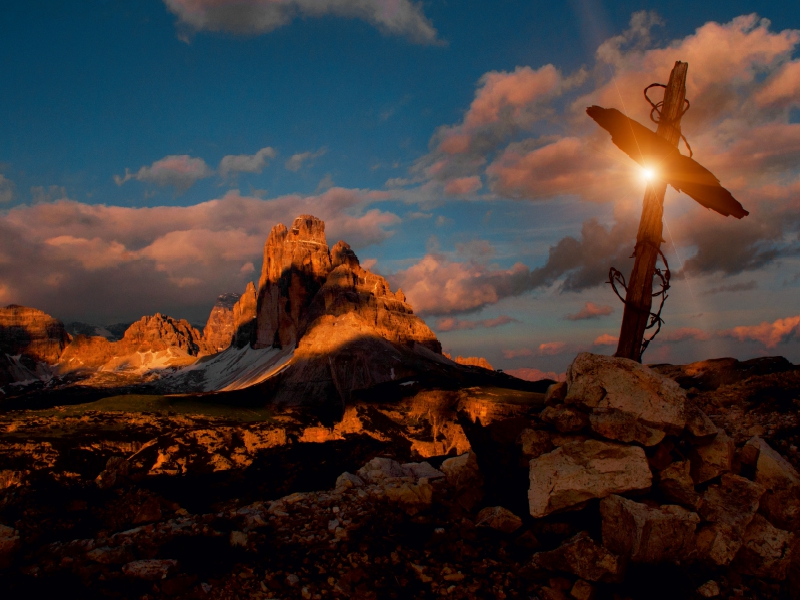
[219,147,276,177]
[565,301,613,321]
[0,175,15,204]
[115,155,213,192]
[435,315,517,332]
[701,280,758,295]
[285,148,327,172]
[164,0,441,44]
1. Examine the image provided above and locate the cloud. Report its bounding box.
[443,176,482,196]
[31,185,68,204]
[502,348,534,359]
[505,368,566,382]
[389,254,534,316]
[659,327,712,342]
[435,315,517,332]
[218,147,276,177]
[163,0,440,44]
[0,175,15,203]
[395,12,800,284]
[115,155,213,191]
[701,280,758,295]
[529,216,638,292]
[539,341,566,355]
[755,59,800,109]
[565,301,613,321]
[720,314,800,348]
[285,148,327,172]
[593,334,618,346]
[0,187,399,322]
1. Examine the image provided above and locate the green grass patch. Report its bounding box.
[32,394,273,421]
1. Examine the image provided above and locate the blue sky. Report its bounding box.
[2,1,799,375]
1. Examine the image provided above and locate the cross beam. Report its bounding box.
[615,61,688,362]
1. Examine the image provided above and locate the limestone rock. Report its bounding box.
[441,451,484,511]
[0,304,70,364]
[61,313,206,372]
[0,523,20,568]
[589,408,651,446]
[658,460,699,507]
[122,313,205,355]
[600,495,700,563]
[87,545,136,565]
[451,355,494,370]
[254,216,333,349]
[122,559,179,580]
[689,430,734,484]
[745,436,800,531]
[202,292,240,353]
[516,429,553,461]
[528,439,652,518]
[696,473,765,566]
[541,405,589,433]
[528,531,625,583]
[733,514,795,580]
[684,403,718,442]
[564,353,685,435]
[475,506,523,533]
[570,579,595,600]
[696,581,720,598]
[545,381,567,405]
[232,281,257,348]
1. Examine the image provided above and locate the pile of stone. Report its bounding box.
[520,352,800,598]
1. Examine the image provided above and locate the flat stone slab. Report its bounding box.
[528,439,652,518]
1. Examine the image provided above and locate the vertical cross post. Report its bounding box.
[615,61,688,362]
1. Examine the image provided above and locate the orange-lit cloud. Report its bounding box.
[720,315,800,348]
[565,301,613,321]
[502,348,534,359]
[593,334,618,346]
[539,342,566,355]
[435,315,517,332]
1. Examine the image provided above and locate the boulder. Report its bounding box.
[541,405,589,433]
[570,579,595,600]
[600,495,700,563]
[733,514,795,580]
[696,473,765,566]
[588,408,651,446]
[564,353,685,435]
[745,436,800,531]
[658,460,699,508]
[528,439,652,518]
[689,430,734,484]
[684,403,718,442]
[528,531,625,583]
[516,429,554,461]
[384,480,434,516]
[545,381,567,405]
[475,506,523,533]
[441,451,484,511]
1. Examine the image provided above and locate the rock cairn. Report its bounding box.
[520,352,800,597]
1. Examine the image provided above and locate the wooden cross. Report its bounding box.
[587,61,748,362]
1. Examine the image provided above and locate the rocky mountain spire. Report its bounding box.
[254,215,332,349]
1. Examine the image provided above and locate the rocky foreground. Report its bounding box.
[0,353,799,599]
